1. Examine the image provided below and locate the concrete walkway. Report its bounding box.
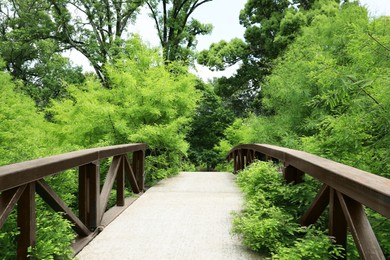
[75,172,261,260]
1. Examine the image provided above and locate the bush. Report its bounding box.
[232,161,343,258]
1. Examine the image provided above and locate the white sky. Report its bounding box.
[67,0,390,81]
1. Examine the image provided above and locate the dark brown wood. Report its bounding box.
[79,167,88,225]
[227,144,390,259]
[100,155,122,219]
[116,157,125,207]
[337,192,385,260]
[0,185,26,228]
[283,164,304,184]
[79,162,100,230]
[36,179,91,236]
[0,143,147,192]
[17,183,36,260]
[227,144,390,218]
[88,163,100,230]
[132,150,145,191]
[123,155,140,193]
[329,188,347,253]
[0,143,147,259]
[301,184,330,226]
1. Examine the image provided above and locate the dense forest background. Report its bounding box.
[0,0,389,258]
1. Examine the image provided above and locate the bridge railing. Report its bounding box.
[0,143,147,258]
[227,144,389,260]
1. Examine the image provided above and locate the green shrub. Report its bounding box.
[232,161,343,258]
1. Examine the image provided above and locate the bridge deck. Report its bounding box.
[75,172,261,260]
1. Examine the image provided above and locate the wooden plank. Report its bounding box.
[0,150,99,192]
[88,163,100,230]
[227,144,390,218]
[79,162,100,230]
[78,167,88,224]
[300,184,330,226]
[123,155,140,194]
[132,150,145,192]
[0,185,26,228]
[337,191,385,260]
[283,165,304,184]
[100,155,122,219]
[36,179,91,236]
[17,183,36,260]
[0,143,147,193]
[329,188,347,253]
[116,157,125,207]
[97,143,147,159]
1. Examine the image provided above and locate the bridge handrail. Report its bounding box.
[0,143,147,258]
[227,143,389,259]
[0,143,146,192]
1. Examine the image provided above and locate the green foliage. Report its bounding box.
[0,69,60,165]
[186,82,234,170]
[29,202,74,259]
[219,1,390,177]
[197,38,247,71]
[0,0,144,89]
[0,69,76,259]
[233,161,343,258]
[223,2,390,257]
[272,227,344,259]
[50,36,200,184]
[198,0,325,116]
[0,1,86,108]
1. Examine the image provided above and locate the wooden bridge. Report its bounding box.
[0,143,389,259]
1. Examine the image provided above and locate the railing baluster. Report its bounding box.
[0,143,147,258]
[17,182,36,260]
[100,156,122,219]
[337,192,385,260]
[329,188,347,256]
[132,150,145,191]
[301,184,330,226]
[0,185,26,229]
[283,164,304,184]
[123,155,140,193]
[79,162,100,230]
[116,157,125,207]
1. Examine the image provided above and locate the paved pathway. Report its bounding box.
[75,172,261,260]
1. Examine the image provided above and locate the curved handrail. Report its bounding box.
[227,144,389,259]
[0,143,147,258]
[0,143,147,192]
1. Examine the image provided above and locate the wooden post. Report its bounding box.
[79,162,100,230]
[329,188,347,258]
[283,165,304,184]
[116,157,125,206]
[17,182,36,259]
[132,150,145,191]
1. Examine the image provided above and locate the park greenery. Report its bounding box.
[0,0,389,258]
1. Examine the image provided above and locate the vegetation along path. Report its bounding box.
[75,172,261,260]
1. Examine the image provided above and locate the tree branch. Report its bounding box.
[146,1,164,45]
[368,32,390,52]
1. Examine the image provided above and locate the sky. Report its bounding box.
[67,0,390,81]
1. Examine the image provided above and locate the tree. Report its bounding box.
[0,0,85,108]
[218,4,390,255]
[198,0,317,116]
[48,0,145,85]
[0,0,145,93]
[0,63,75,259]
[186,81,234,170]
[49,36,201,184]
[146,0,213,63]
